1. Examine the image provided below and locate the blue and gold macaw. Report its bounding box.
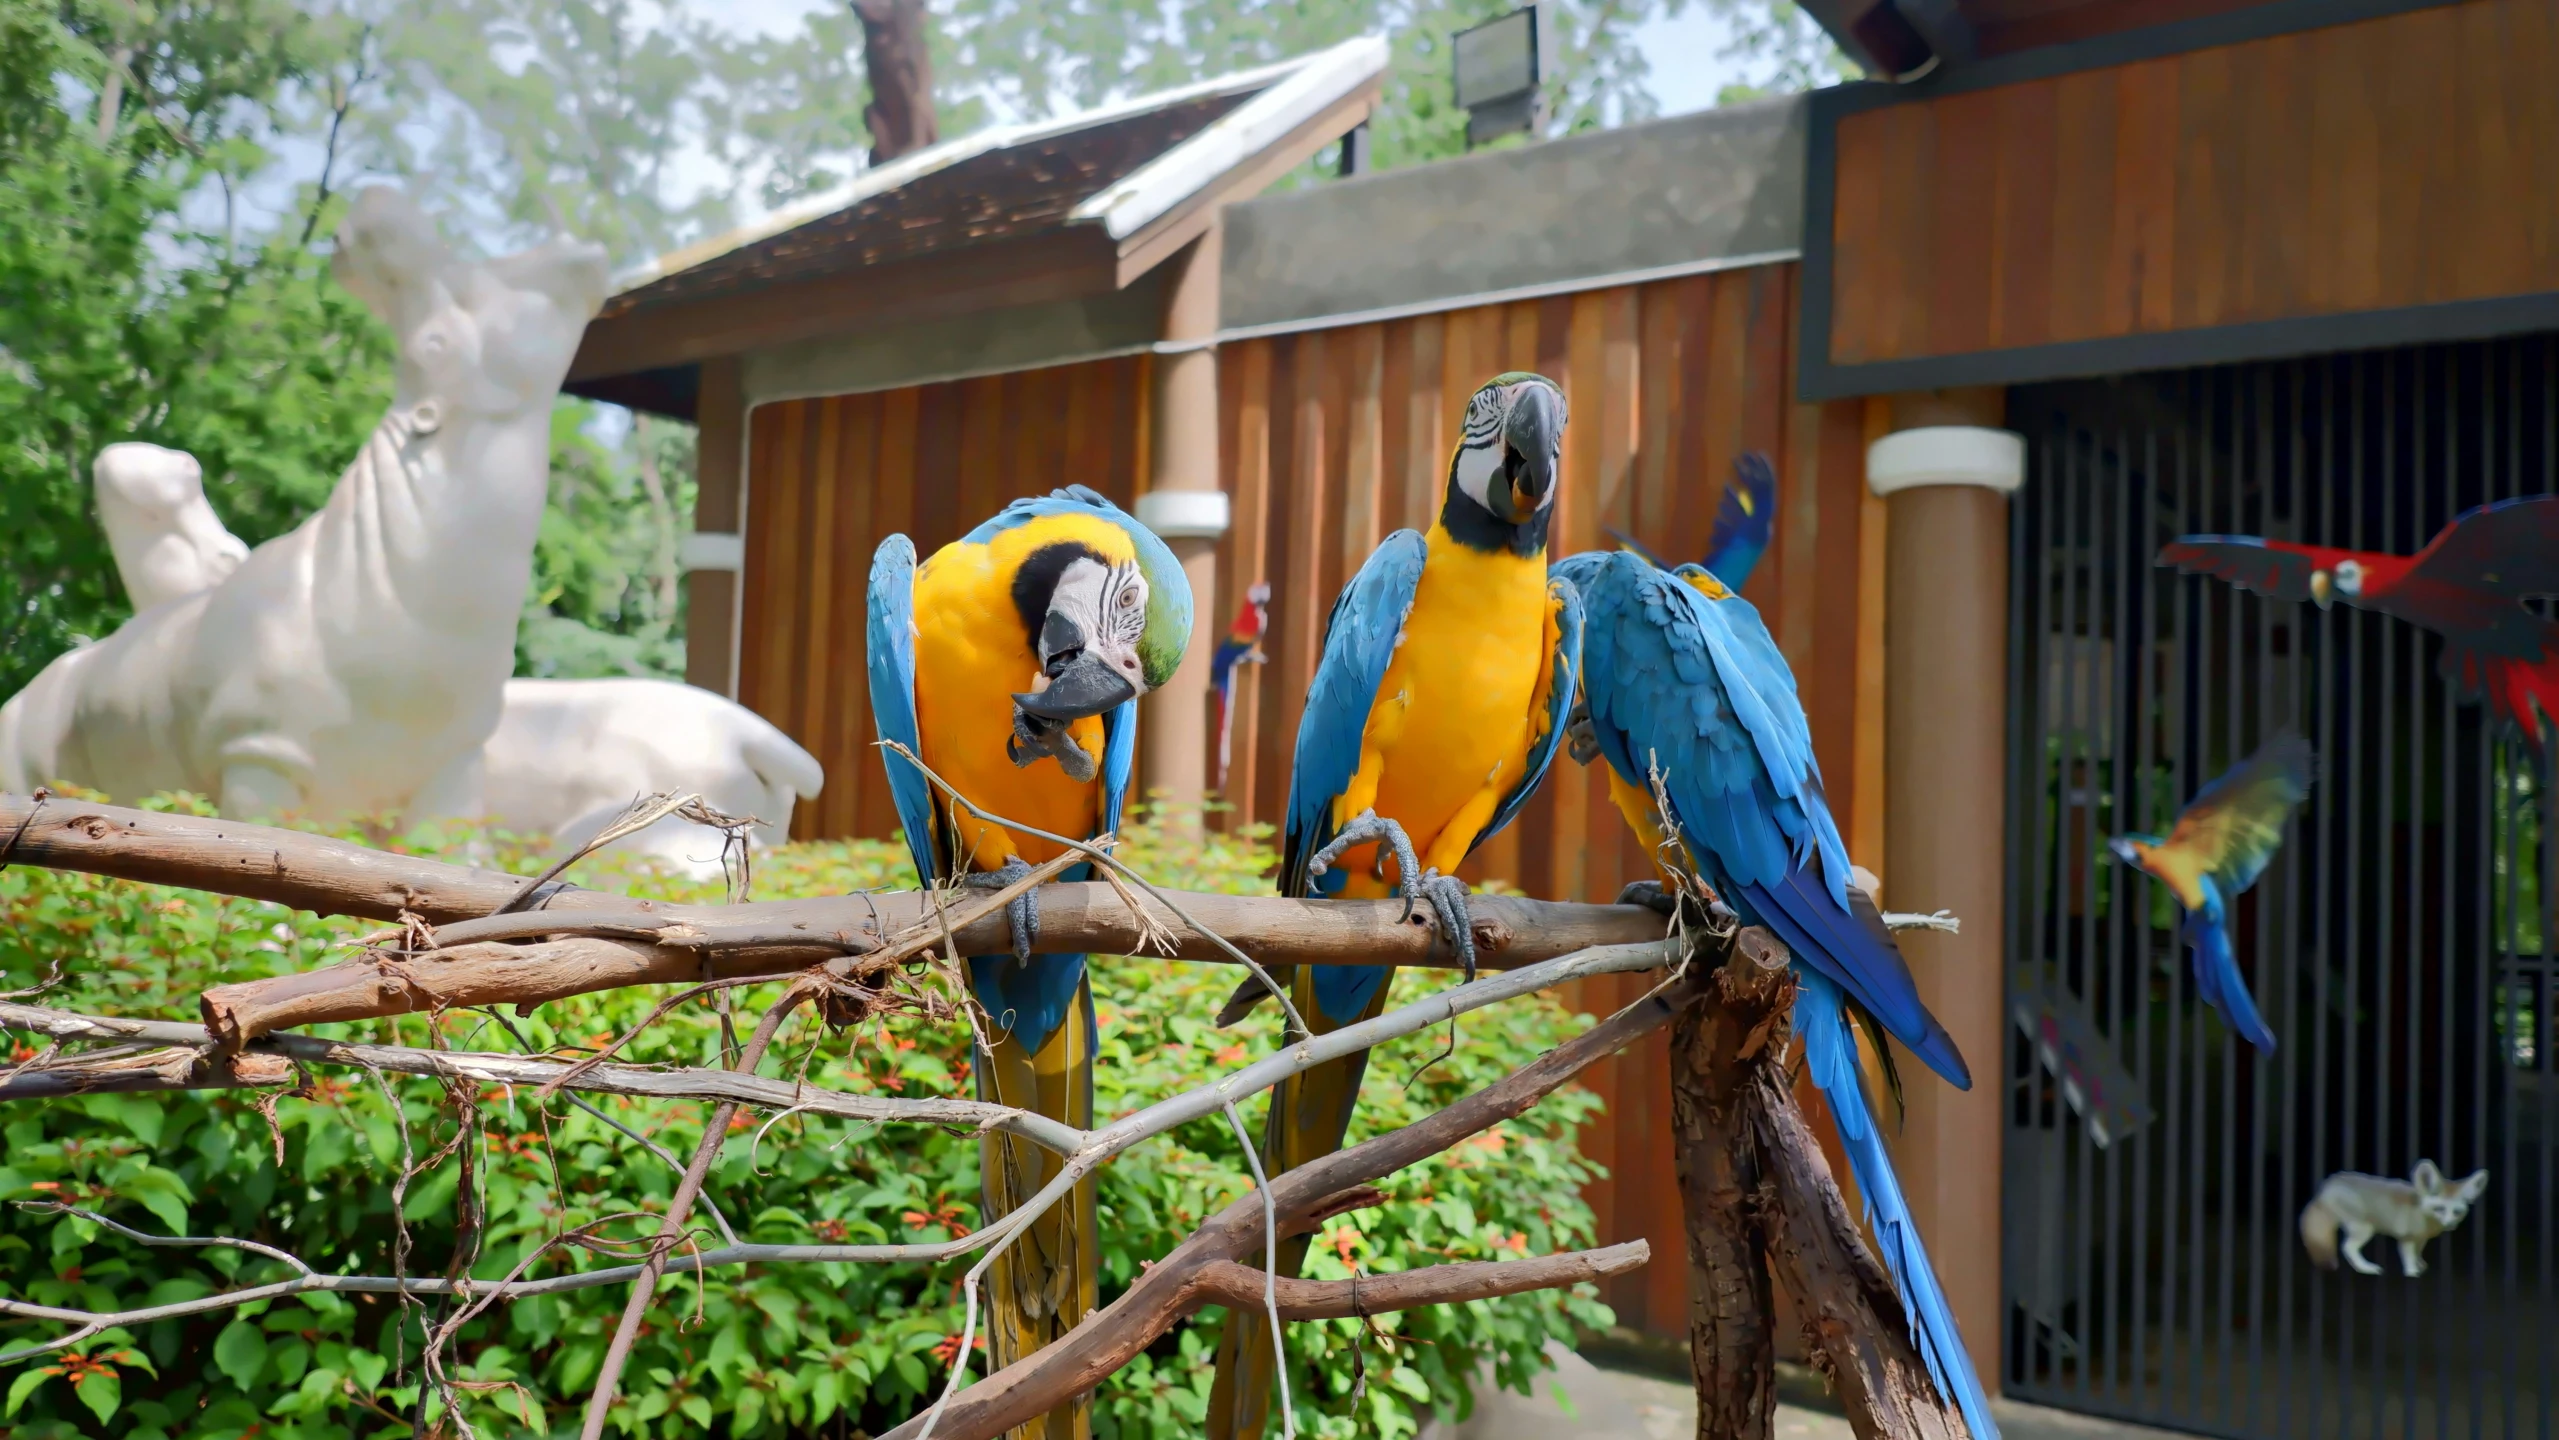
[867,484,1192,1440]
[1206,374,1583,1440]
[2107,732,2314,1054]
[1604,450,1778,589]
[1555,547,1995,1440]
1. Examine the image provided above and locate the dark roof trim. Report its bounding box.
[1803,0,2467,82]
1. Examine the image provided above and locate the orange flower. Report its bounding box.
[1212,1044,1248,1066]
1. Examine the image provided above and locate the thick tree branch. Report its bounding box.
[0,794,1665,999]
[1187,1242,1650,1321]
[1749,1063,1971,1440]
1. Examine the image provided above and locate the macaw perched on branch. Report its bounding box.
[1206,374,1584,1440]
[2160,495,2559,748]
[1554,548,1995,1440]
[2107,732,2315,1054]
[867,485,1192,1440]
[1603,450,1778,590]
[1209,581,1271,792]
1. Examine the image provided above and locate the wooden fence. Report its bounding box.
[729,259,1887,1337]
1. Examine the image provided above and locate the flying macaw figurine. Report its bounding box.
[1209,581,1271,792]
[2160,495,2559,748]
[1603,450,1778,590]
[2107,732,2314,1054]
[1206,374,1584,1440]
[867,484,1192,1440]
[1555,547,1994,1440]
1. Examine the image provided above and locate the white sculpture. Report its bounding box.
[40,397,825,881]
[93,443,250,612]
[0,187,612,822]
[480,678,823,878]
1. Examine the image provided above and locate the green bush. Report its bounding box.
[0,798,1612,1438]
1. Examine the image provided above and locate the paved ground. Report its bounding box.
[1415,1344,2197,1440]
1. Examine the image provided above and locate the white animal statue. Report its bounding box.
[92,443,250,612]
[0,186,611,823]
[479,678,823,879]
[57,438,824,879]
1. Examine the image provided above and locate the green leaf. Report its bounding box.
[75,1367,121,1424]
[679,1395,713,1426]
[5,1368,50,1417]
[212,1318,267,1390]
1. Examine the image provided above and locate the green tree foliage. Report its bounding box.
[1689,0,1856,103]
[0,0,392,697]
[0,803,1612,1438]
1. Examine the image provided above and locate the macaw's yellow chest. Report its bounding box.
[1347,528,1554,876]
[909,540,1105,873]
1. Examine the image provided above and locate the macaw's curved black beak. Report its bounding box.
[1502,383,1563,515]
[1013,650,1139,722]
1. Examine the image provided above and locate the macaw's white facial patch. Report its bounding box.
[1043,555,1151,691]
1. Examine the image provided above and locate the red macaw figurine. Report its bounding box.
[1209,582,1270,791]
[2160,495,2559,747]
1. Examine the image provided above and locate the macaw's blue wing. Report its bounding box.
[1100,699,1137,837]
[866,534,939,886]
[1479,574,1585,845]
[1559,549,1971,1090]
[1798,972,2000,1440]
[1281,530,1429,900]
[1699,451,1777,590]
[1280,529,1427,1026]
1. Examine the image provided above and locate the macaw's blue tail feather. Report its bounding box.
[2184,895,2277,1052]
[968,954,1090,1057]
[1310,962,1393,1027]
[1739,868,1972,1091]
[1797,975,2000,1440]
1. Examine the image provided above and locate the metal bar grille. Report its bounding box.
[2002,334,2559,1439]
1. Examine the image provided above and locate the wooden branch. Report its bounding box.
[1669,930,1797,1440]
[1748,1064,1970,1440]
[1,795,1665,1005]
[1187,1242,1649,1321]
[871,937,1744,1440]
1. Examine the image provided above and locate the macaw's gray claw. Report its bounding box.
[1615,879,1678,916]
[1306,808,1428,923]
[963,855,1041,961]
[1565,700,1601,766]
[1413,869,1478,982]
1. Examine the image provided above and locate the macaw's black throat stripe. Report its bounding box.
[1440,485,1554,557]
[1011,540,1111,647]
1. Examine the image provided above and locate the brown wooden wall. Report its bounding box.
[733,263,1889,1341]
[1827,0,2559,366]
[737,354,1154,843]
[1209,261,1887,1336]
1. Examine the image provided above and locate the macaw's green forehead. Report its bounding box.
[1483,371,1561,395]
[1124,519,1194,689]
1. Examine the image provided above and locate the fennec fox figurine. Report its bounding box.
[2299,1161,2488,1276]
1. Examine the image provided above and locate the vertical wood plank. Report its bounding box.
[1340,324,1386,581]
[1827,107,1890,365]
[1223,341,1275,819]
[860,386,923,844]
[2108,58,2180,336]
[1989,76,2060,351]
[2047,67,2118,345]
[1402,314,1447,533]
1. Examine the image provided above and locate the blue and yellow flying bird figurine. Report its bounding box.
[1206,373,1583,1439]
[867,484,1192,1440]
[1603,450,1777,589]
[1556,546,1995,1440]
[2107,731,2314,1054]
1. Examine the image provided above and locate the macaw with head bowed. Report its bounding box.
[1206,373,1584,1439]
[868,483,1192,1440]
[1555,546,1996,1440]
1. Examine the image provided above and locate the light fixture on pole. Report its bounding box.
[1452,3,1553,150]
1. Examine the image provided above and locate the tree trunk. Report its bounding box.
[850,0,938,164]
[1668,929,1974,1440]
[1669,937,1794,1440]
[1749,1063,1971,1440]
